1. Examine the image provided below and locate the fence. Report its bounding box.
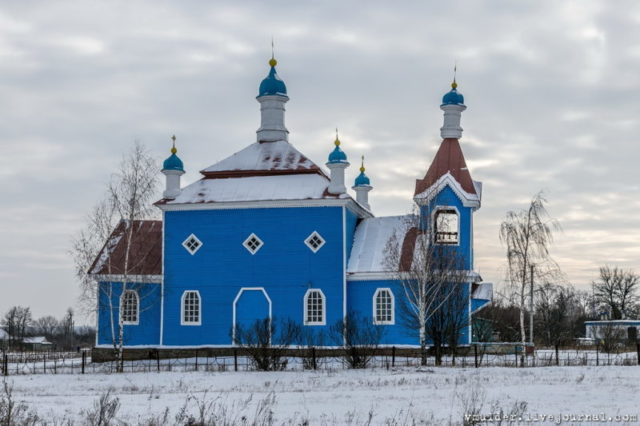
[2,344,640,376]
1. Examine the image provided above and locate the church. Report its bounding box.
[90,54,492,349]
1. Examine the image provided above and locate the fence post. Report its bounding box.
[636,343,640,366]
[195,350,198,372]
[514,346,518,367]
[312,347,317,370]
[3,353,7,376]
[596,343,599,366]
[156,351,160,372]
[474,344,478,368]
[82,352,86,374]
[234,348,238,372]
[391,346,396,368]
[555,344,559,366]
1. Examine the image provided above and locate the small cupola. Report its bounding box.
[256,53,290,143]
[326,130,350,195]
[440,76,467,140]
[162,135,185,199]
[352,156,372,210]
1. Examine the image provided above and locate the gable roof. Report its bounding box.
[89,220,162,276]
[414,138,476,196]
[200,140,325,178]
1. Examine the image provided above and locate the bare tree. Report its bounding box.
[330,311,384,369]
[233,317,302,371]
[499,192,561,363]
[72,141,159,371]
[1,307,32,350]
[386,213,469,366]
[592,266,639,320]
[34,316,60,341]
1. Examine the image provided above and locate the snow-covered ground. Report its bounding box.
[4,366,640,424]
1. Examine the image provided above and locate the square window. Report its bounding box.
[304,231,326,253]
[182,234,203,255]
[243,233,264,254]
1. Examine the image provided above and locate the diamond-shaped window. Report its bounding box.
[182,234,203,255]
[304,231,326,253]
[243,233,264,255]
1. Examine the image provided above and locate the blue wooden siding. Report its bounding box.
[161,206,345,346]
[347,279,472,346]
[419,185,473,270]
[96,281,161,346]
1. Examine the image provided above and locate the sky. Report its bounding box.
[0,1,639,322]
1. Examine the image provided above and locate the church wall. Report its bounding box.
[418,185,473,270]
[347,279,472,346]
[345,208,359,260]
[96,281,162,346]
[162,206,345,346]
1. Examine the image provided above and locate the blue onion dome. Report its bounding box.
[258,57,287,97]
[441,80,464,105]
[328,134,348,163]
[162,138,184,172]
[354,157,370,186]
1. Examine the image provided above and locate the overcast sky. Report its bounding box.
[1,1,639,322]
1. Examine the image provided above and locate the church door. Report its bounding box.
[233,288,271,344]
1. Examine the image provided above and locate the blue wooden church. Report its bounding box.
[90,55,492,349]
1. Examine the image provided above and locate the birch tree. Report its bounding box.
[386,213,468,366]
[499,192,560,364]
[72,141,158,371]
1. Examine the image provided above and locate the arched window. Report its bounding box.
[121,290,139,325]
[434,209,459,244]
[373,288,394,324]
[304,289,326,325]
[181,291,201,325]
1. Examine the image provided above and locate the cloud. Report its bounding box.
[0,0,639,319]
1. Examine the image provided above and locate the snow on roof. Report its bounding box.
[166,173,345,205]
[201,141,318,174]
[347,215,414,274]
[472,282,493,300]
[0,329,9,340]
[23,336,51,344]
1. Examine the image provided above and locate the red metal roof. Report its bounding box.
[414,138,476,196]
[89,220,162,276]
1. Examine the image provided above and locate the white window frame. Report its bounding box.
[303,289,326,326]
[373,288,395,325]
[304,231,326,253]
[431,206,460,246]
[182,233,203,255]
[243,233,264,255]
[121,290,139,325]
[180,290,202,326]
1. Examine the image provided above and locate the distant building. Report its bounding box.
[585,320,640,342]
[90,55,492,349]
[22,336,53,351]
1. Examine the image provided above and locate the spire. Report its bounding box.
[354,155,370,186]
[256,47,289,143]
[163,135,184,172]
[440,70,466,139]
[328,128,348,163]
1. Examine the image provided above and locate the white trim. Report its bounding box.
[342,207,347,346]
[180,290,202,326]
[372,288,395,325]
[93,274,162,283]
[93,343,474,349]
[182,233,203,255]
[231,287,272,344]
[347,270,482,282]
[242,233,264,255]
[304,231,326,253]
[157,197,374,219]
[431,205,461,247]
[160,212,165,346]
[414,172,480,209]
[120,290,139,325]
[304,288,326,326]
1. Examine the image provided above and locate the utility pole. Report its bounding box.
[530,264,535,351]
